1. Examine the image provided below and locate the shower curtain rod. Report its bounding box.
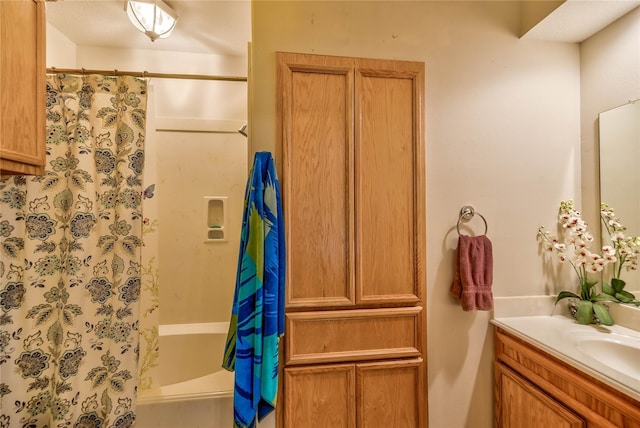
[46,67,247,82]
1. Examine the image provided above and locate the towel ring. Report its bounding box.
[456,205,488,235]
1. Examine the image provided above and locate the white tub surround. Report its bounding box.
[138,369,234,405]
[137,322,233,405]
[491,315,640,401]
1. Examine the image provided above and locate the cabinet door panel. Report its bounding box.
[279,54,355,308]
[356,66,424,304]
[0,0,45,175]
[496,363,585,428]
[356,359,424,428]
[284,364,356,428]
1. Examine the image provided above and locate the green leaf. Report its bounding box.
[593,303,614,326]
[86,367,109,388]
[42,176,60,191]
[65,304,82,316]
[47,321,64,346]
[53,189,73,212]
[615,292,633,303]
[112,254,124,275]
[131,109,146,129]
[101,389,112,414]
[555,291,579,304]
[611,278,626,293]
[591,293,619,303]
[69,170,93,190]
[28,305,53,326]
[616,290,637,301]
[110,378,124,392]
[576,300,594,325]
[121,240,135,256]
[584,278,599,287]
[602,282,616,297]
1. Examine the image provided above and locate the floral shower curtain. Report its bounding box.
[0,74,149,427]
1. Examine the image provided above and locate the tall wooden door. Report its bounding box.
[277,52,426,427]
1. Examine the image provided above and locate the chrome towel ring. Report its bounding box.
[456,205,488,236]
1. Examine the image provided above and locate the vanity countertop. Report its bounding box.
[491,315,640,402]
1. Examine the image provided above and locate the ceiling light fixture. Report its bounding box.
[125,0,178,42]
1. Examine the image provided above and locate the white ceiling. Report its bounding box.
[45,0,640,57]
[523,0,640,42]
[45,0,251,57]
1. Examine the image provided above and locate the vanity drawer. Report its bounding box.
[285,307,422,365]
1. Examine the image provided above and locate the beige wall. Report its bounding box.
[251,2,582,427]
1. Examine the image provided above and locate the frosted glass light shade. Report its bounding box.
[125,0,178,42]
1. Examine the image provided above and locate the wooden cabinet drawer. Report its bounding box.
[285,307,422,365]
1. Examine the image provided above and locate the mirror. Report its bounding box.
[599,99,640,290]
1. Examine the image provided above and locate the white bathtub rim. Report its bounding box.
[158,322,230,337]
[138,369,235,405]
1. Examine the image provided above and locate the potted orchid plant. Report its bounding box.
[600,203,640,306]
[537,200,617,325]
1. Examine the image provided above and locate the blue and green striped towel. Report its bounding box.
[222,151,286,428]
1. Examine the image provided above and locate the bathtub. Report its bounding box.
[137,322,235,405]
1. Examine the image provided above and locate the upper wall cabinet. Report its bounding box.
[277,52,425,309]
[0,0,46,176]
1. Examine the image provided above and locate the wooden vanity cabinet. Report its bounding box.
[0,0,46,176]
[277,52,426,427]
[494,327,640,428]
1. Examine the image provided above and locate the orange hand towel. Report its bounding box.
[450,235,493,311]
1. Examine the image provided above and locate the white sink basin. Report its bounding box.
[576,336,640,379]
[567,330,640,382]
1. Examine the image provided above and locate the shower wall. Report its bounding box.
[156,123,247,324]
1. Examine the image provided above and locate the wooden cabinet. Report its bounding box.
[278,52,425,310]
[284,359,423,428]
[496,363,585,428]
[277,52,426,427]
[494,327,640,428]
[0,0,46,175]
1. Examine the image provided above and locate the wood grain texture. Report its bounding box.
[0,0,45,175]
[278,52,355,308]
[356,359,424,428]
[356,64,423,304]
[496,363,585,428]
[277,51,425,309]
[284,364,356,428]
[285,307,422,365]
[277,51,427,428]
[495,327,640,428]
